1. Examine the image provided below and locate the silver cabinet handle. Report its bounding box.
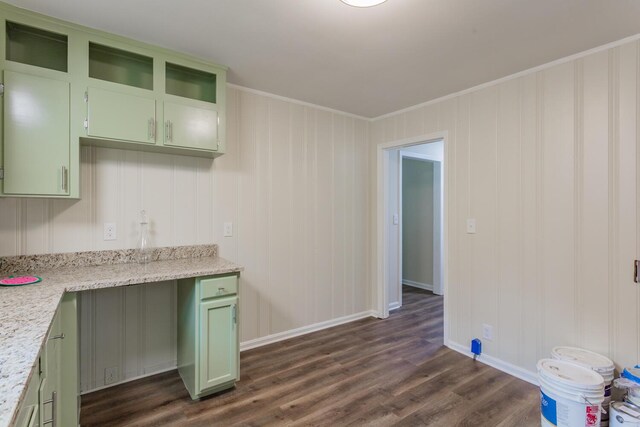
[148,118,155,140]
[165,120,172,142]
[48,333,64,340]
[61,166,68,193]
[169,120,173,141]
[217,287,226,294]
[42,391,56,426]
[232,304,237,325]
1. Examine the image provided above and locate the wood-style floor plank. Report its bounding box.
[80,286,540,426]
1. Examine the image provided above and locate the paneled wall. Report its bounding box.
[371,40,640,373]
[0,86,371,391]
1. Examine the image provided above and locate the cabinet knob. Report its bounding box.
[217,287,226,294]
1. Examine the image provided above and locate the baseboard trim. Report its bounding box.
[389,301,401,311]
[402,280,433,292]
[239,310,377,352]
[80,366,177,395]
[446,340,538,386]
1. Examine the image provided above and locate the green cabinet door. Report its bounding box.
[14,364,40,427]
[3,70,70,196]
[87,87,156,144]
[39,308,61,427]
[164,102,218,151]
[199,296,238,391]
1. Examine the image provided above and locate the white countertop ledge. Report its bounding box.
[0,255,243,427]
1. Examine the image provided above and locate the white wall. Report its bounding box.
[402,158,435,287]
[0,85,372,391]
[371,39,640,374]
[386,150,401,309]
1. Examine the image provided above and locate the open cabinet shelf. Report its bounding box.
[89,42,153,90]
[6,21,68,72]
[166,62,216,103]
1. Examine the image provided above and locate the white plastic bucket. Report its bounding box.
[552,347,615,426]
[610,401,640,426]
[539,359,605,427]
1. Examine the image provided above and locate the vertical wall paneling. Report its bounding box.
[581,51,610,354]
[371,38,640,375]
[520,73,540,371]
[496,78,521,365]
[614,42,639,369]
[0,85,371,392]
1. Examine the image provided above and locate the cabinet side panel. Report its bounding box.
[177,278,196,398]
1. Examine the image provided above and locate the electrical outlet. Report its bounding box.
[103,222,116,241]
[104,367,118,385]
[482,324,493,341]
[393,213,399,225]
[223,222,233,237]
[466,218,476,234]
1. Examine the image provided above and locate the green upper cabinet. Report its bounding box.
[164,101,218,151]
[81,35,226,157]
[86,86,157,144]
[0,2,227,198]
[3,70,70,196]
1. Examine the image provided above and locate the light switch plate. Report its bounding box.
[466,218,476,234]
[223,222,233,237]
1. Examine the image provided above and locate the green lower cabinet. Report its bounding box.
[14,293,78,427]
[2,70,70,196]
[164,101,219,152]
[178,275,239,400]
[13,368,40,427]
[199,297,238,390]
[86,86,156,145]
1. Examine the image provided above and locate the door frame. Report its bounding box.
[376,131,449,343]
[399,150,444,298]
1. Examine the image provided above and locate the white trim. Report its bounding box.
[227,83,370,121]
[402,280,433,292]
[80,366,177,395]
[373,33,640,121]
[446,341,538,386]
[377,132,450,343]
[239,310,376,352]
[389,301,401,311]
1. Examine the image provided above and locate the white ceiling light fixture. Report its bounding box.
[340,0,388,7]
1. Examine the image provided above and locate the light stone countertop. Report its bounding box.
[0,247,242,427]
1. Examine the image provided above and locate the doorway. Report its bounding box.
[386,141,444,310]
[375,132,449,342]
[401,146,443,297]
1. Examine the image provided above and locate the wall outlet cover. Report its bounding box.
[482,324,493,341]
[103,222,116,241]
[223,222,233,237]
[104,366,118,385]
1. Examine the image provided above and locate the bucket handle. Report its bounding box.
[581,394,607,415]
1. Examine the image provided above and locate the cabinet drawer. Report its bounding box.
[199,276,237,300]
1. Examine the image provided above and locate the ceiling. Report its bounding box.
[7,0,640,118]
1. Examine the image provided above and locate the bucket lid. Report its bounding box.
[624,368,640,384]
[551,346,615,374]
[538,359,604,391]
[612,401,640,420]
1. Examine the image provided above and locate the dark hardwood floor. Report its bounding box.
[80,286,540,426]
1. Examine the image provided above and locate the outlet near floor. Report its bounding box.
[482,324,493,341]
[104,366,118,385]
